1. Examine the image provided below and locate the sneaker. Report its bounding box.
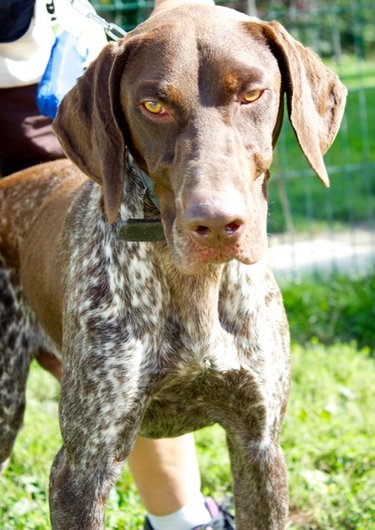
[143,497,236,530]
[192,497,235,530]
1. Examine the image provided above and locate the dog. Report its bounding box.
[0,5,346,529]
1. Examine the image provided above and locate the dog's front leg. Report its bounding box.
[226,431,288,530]
[49,339,148,529]
[49,404,141,530]
[49,443,127,530]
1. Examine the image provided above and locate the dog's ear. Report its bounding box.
[53,40,131,223]
[257,20,347,187]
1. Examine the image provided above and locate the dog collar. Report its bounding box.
[119,163,165,242]
[119,218,165,242]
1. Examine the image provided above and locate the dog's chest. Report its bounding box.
[138,306,273,438]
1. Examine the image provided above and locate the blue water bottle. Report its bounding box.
[37,30,88,119]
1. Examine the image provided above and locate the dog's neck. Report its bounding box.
[162,255,225,334]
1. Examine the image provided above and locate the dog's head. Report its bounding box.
[53,5,346,274]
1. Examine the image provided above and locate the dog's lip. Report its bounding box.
[189,242,243,262]
[186,245,257,268]
[160,210,174,241]
[177,239,264,274]
[177,248,261,275]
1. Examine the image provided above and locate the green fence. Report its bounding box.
[92,0,375,277]
[92,0,153,29]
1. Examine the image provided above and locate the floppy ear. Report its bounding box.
[258,20,347,186]
[53,40,130,223]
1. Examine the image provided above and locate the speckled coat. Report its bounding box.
[0,5,346,530]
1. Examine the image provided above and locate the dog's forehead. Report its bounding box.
[138,5,261,47]
[126,5,276,84]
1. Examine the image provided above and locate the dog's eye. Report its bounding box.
[241,89,263,104]
[143,100,166,115]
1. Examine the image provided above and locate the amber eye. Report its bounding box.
[143,100,166,114]
[242,89,263,104]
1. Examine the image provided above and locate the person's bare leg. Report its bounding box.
[128,434,201,515]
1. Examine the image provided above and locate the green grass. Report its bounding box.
[282,273,375,353]
[284,343,375,530]
[1,342,374,529]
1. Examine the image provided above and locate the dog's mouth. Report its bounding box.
[182,239,267,274]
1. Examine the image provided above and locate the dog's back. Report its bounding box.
[0,160,87,345]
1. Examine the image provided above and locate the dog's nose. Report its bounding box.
[186,199,246,246]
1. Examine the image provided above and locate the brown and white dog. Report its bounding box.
[0,5,346,529]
